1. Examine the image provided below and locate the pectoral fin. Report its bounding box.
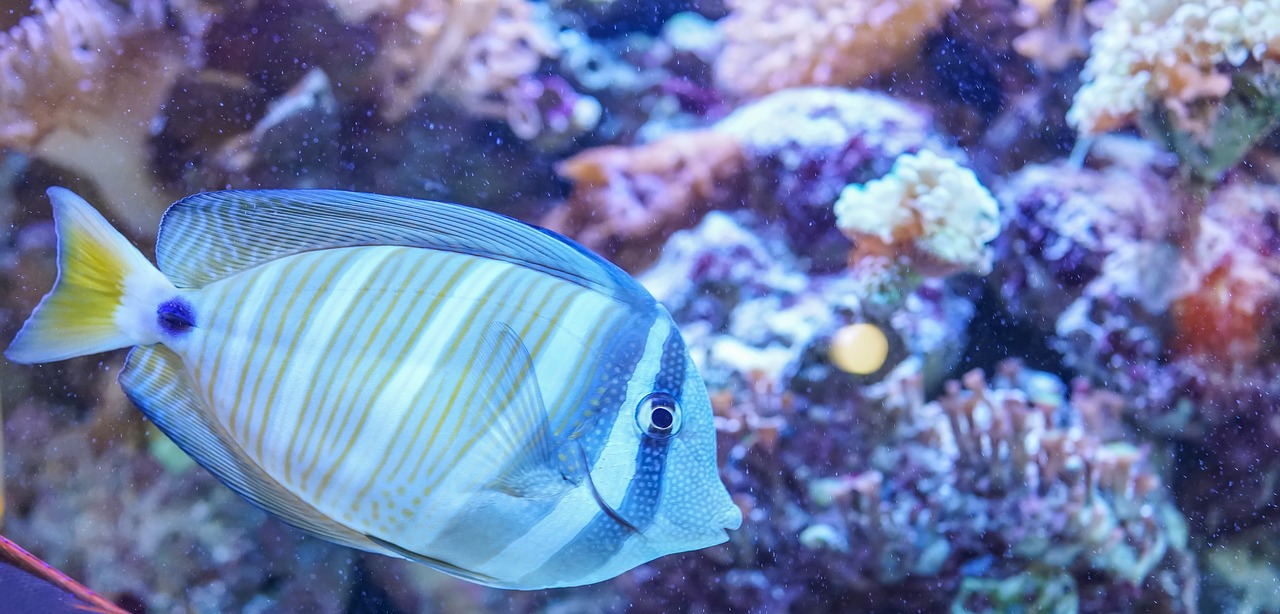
[443,322,573,498]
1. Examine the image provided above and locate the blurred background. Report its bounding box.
[1,0,1279,611]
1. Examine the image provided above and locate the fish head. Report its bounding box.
[627,351,743,546]
[555,315,741,587]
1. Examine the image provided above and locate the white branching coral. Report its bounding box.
[1069,0,1280,135]
[0,0,199,232]
[835,150,1000,276]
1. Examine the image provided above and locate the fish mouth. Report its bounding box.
[717,499,744,532]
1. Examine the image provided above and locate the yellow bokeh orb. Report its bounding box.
[830,322,890,375]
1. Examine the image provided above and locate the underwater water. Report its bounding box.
[1,0,1280,611]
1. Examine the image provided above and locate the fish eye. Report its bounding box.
[636,392,681,439]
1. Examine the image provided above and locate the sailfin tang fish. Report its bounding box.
[6,187,742,589]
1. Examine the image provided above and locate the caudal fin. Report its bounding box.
[6,187,170,364]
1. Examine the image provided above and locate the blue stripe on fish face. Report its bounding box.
[423,307,658,569]
[607,327,685,531]
[653,327,686,397]
[523,326,689,584]
[565,308,658,463]
[524,435,670,584]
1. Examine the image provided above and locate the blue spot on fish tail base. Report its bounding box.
[157,298,196,335]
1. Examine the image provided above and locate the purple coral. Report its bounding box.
[606,358,1195,613]
[714,87,952,271]
[990,137,1180,328]
[992,137,1280,546]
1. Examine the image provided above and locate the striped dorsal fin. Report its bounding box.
[155,190,650,308]
[118,344,381,554]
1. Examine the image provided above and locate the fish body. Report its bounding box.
[7,188,741,589]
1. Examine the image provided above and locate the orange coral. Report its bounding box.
[715,0,960,97]
[835,150,1001,277]
[1171,183,1280,366]
[1011,0,1095,71]
[542,130,747,273]
[370,0,558,130]
[1070,0,1280,135]
[0,0,199,232]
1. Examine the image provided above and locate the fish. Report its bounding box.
[6,187,742,590]
[0,534,130,614]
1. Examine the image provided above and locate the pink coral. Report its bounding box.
[715,0,960,97]
[543,130,747,272]
[0,0,201,232]
[370,0,560,133]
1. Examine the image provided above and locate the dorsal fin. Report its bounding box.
[155,189,651,308]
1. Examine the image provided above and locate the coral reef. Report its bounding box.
[992,137,1280,553]
[867,363,1194,612]
[610,357,1196,612]
[1068,0,1280,184]
[639,211,971,404]
[714,87,950,270]
[548,0,728,37]
[1010,0,1095,72]
[1171,182,1280,370]
[544,130,747,272]
[2,399,355,612]
[1070,0,1280,136]
[0,0,203,232]
[993,140,1280,426]
[369,0,561,132]
[835,150,1000,277]
[715,0,959,97]
[188,69,344,191]
[1,0,1279,610]
[991,136,1180,330]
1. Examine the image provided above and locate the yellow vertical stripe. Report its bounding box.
[234,251,342,443]
[283,250,403,483]
[408,274,582,501]
[308,253,436,496]
[251,249,385,459]
[297,256,479,488]
[368,262,545,499]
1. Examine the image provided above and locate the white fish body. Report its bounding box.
[7,188,742,589]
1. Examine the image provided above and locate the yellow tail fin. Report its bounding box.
[6,187,170,364]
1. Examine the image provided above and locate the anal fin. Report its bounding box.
[119,345,377,553]
[365,533,503,587]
